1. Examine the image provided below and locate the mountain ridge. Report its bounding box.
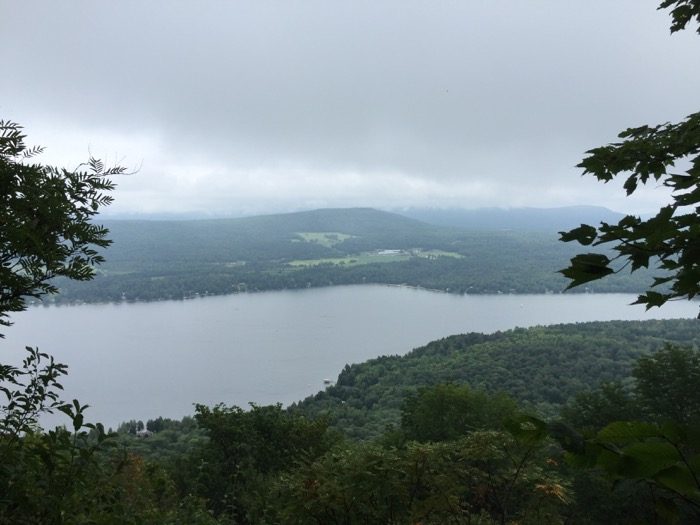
[393,205,625,232]
[100,205,625,234]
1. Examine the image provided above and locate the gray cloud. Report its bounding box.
[1,0,697,215]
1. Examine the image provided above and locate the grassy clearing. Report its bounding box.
[414,249,464,259]
[288,252,411,268]
[295,232,354,247]
[223,261,247,268]
[288,249,462,268]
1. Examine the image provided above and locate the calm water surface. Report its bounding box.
[2,285,697,427]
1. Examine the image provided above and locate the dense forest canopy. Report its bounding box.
[291,318,700,440]
[108,318,700,524]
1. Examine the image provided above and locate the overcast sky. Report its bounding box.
[1,0,698,217]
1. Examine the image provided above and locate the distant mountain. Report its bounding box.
[103,207,436,239]
[99,208,443,266]
[208,207,438,236]
[52,207,653,304]
[393,206,625,233]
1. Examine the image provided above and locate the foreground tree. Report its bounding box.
[0,118,123,432]
[400,383,518,443]
[0,119,121,333]
[555,4,700,522]
[0,121,182,524]
[278,415,567,524]
[559,2,700,315]
[554,345,700,523]
[177,403,334,523]
[633,343,700,425]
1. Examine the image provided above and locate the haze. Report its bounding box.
[1,0,698,216]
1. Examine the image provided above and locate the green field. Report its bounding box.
[413,249,463,259]
[288,248,463,268]
[295,231,354,247]
[288,252,411,267]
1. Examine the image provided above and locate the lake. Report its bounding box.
[2,285,697,428]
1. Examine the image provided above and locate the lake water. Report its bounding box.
[2,285,697,428]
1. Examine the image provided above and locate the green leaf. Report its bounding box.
[623,175,638,195]
[559,224,598,245]
[654,495,681,523]
[654,465,700,499]
[688,453,700,473]
[560,253,614,289]
[57,404,74,418]
[632,291,669,309]
[618,442,681,478]
[504,415,548,444]
[597,421,660,443]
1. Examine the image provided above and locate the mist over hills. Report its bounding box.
[394,205,625,232]
[101,205,625,234]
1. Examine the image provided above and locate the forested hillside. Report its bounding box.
[52,207,653,303]
[291,319,700,439]
[95,318,700,524]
